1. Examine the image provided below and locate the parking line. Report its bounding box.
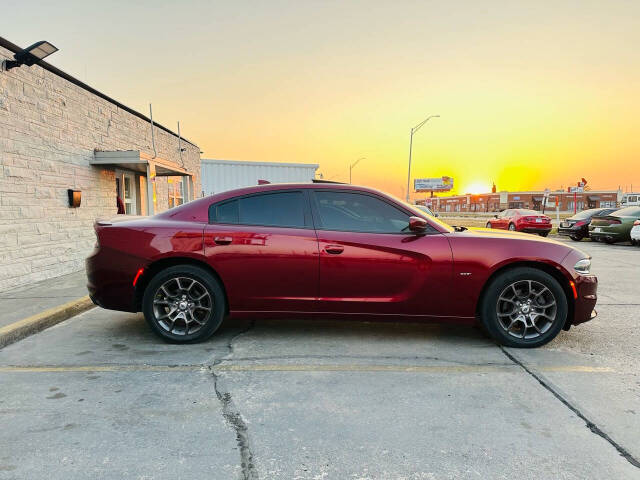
[0,364,615,373]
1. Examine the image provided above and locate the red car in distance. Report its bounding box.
[486,209,552,236]
[86,183,597,348]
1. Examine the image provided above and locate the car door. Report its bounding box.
[498,210,512,229]
[204,190,319,313]
[310,190,453,316]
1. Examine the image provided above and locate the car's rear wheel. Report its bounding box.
[480,267,567,348]
[142,265,226,343]
[604,237,615,244]
[508,223,516,231]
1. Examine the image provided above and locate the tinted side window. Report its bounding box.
[213,200,239,223]
[239,192,305,228]
[314,191,410,233]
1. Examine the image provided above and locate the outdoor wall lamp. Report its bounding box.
[2,41,58,71]
[68,189,81,208]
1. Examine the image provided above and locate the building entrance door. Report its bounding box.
[116,170,137,215]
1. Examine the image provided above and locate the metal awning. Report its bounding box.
[91,150,190,176]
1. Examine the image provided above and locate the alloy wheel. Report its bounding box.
[495,280,557,339]
[152,276,213,335]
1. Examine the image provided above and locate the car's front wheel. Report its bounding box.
[479,267,567,348]
[142,265,226,343]
[485,222,492,228]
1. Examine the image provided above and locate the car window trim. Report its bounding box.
[309,189,439,235]
[207,189,313,229]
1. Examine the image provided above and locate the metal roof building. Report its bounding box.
[201,159,319,196]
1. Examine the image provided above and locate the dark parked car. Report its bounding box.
[485,209,552,236]
[589,206,640,244]
[87,183,597,348]
[557,208,617,241]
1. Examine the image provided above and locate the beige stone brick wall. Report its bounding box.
[0,45,201,291]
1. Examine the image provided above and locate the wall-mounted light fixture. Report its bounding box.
[2,41,58,71]
[68,189,81,208]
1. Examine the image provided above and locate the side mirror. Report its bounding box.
[408,216,428,233]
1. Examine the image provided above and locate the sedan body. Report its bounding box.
[589,206,640,244]
[486,209,552,236]
[557,208,617,241]
[87,183,597,348]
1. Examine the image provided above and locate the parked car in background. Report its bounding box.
[621,193,640,207]
[87,183,597,348]
[589,206,640,244]
[630,220,640,246]
[414,204,439,217]
[485,209,552,236]
[557,208,617,241]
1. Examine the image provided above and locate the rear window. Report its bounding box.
[210,191,306,228]
[516,209,538,215]
[613,207,640,217]
[572,208,602,220]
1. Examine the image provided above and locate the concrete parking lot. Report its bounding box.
[0,238,639,479]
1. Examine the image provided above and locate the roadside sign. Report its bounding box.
[414,176,454,192]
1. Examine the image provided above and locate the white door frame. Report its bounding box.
[116,169,137,215]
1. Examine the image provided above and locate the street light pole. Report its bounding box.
[350,157,365,184]
[406,115,440,203]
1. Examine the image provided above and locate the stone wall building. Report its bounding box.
[0,37,201,291]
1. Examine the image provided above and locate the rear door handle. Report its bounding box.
[324,244,344,254]
[213,236,233,245]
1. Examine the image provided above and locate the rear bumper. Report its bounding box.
[589,229,626,242]
[519,226,552,233]
[86,246,145,313]
[557,226,587,237]
[571,274,598,326]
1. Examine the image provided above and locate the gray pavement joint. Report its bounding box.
[209,319,259,480]
[500,346,640,469]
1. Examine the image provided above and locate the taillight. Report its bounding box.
[608,219,622,225]
[574,220,586,227]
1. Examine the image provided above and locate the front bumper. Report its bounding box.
[571,274,598,326]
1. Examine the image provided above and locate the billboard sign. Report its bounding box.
[414,176,454,192]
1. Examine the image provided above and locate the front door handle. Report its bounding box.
[324,244,344,254]
[213,236,233,245]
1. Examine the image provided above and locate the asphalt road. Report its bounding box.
[1,237,639,479]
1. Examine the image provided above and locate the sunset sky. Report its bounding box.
[5,0,640,198]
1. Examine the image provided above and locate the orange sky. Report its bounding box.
[5,1,640,199]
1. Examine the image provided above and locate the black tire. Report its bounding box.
[142,265,226,343]
[604,237,615,244]
[479,267,568,348]
[569,234,582,241]
[485,222,492,229]
[539,232,549,237]
[508,223,516,231]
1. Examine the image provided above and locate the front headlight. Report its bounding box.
[574,258,591,274]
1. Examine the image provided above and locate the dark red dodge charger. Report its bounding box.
[87,183,597,348]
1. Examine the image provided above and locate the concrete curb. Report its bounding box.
[0,296,95,349]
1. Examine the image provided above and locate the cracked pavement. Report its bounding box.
[0,238,639,479]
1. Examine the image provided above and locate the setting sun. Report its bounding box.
[462,182,491,195]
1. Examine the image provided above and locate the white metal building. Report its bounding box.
[201,159,319,196]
